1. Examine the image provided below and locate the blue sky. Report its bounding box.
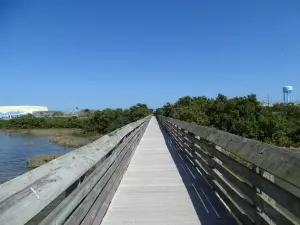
[1,0,299,110]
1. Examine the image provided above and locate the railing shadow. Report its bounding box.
[158,122,237,225]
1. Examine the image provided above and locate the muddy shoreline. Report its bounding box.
[1,128,101,148]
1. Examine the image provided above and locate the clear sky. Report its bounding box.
[1,0,299,110]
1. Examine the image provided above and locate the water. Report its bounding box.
[0,132,74,184]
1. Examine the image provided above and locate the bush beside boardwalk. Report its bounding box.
[155,94,300,148]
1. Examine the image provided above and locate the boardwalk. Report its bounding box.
[100,117,236,225]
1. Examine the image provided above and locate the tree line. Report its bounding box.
[0,104,153,134]
[155,94,300,147]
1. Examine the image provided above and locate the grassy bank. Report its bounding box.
[3,128,83,136]
[48,134,100,147]
[26,154,63,168]
[2,128,101,148]
[16,129,100,168]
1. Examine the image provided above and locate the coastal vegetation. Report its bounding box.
[155,94,300,148]
[1,103,153,168]
[0,103,153,148]
[0,103,152,131]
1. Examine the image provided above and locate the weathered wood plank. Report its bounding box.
[213,146,300,221]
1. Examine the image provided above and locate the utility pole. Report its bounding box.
[263,94,271,106]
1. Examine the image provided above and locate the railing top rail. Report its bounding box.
[159,115,300,225]
[159,116,300,189]
[0,116,150,225]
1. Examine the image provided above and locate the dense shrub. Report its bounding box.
[155,94,300,147]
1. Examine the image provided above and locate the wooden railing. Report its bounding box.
[0,116,150,225]
[158,116,300,225]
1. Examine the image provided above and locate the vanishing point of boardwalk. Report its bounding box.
[100,117,236,225]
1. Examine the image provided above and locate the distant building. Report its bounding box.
[63,110,78,117]
[0,111,22,120]
[32,111,63,118]
[0,106,48,120]
[260,102,273,107]
[0,106,79,120]
[33,110,78,118]
[0,106,48,114]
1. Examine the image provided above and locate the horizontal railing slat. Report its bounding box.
[164,117,300,189]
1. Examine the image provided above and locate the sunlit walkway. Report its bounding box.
[100,117,236,225]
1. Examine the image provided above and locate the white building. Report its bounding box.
[0,106,48,115]
[260,102,273,107]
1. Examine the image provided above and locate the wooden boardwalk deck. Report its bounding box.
[100,117,236,225]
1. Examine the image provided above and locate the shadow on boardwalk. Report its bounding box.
[158,123,237,225]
